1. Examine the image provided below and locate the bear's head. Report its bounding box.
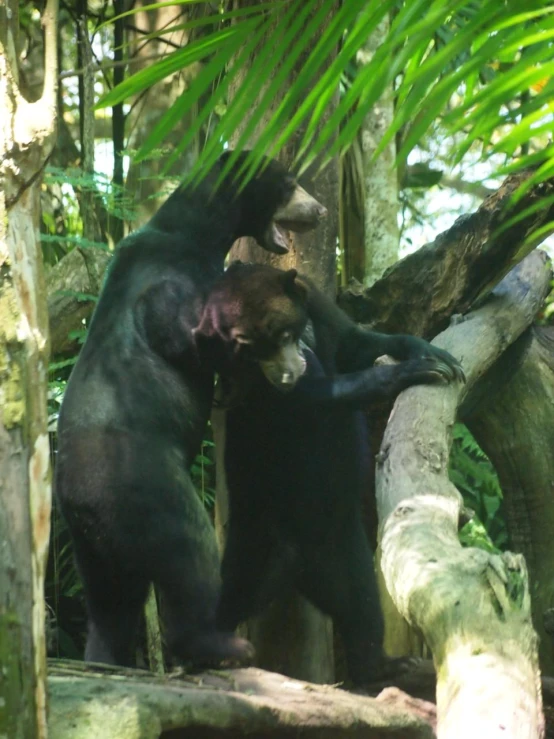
[195,262,309,391]
[217,152,327,254]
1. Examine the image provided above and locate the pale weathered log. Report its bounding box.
[47,661,434,739]
[338,170,554,665]
[376,251,551,738]
[465,326,554,675]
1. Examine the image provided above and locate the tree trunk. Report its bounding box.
[125,2,200,223]
[0,2,57,737]
[111,0,126,245]
[337,170,554,665]
[466,326,554,675]
[357,12,399,287]
[376,252,549,738]
[76,2,102,248]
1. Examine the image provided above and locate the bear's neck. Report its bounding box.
[150,176,242,259]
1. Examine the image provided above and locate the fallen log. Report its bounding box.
[47,660,435,739]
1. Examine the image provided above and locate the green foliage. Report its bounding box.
[449,423,508,553]
[95,0,554,211]
[41,166,138,265]
[41,169,84,265]
[191,435,217,510]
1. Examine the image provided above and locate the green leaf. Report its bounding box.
[207,0,340,188]
[120,3,283,46]
[134,25,254,163]
[91,0,554,203]
[49,358,78,371]
[54,290,99,303]
[96,25,245,110]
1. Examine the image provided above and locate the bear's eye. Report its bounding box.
[279,331,294,346]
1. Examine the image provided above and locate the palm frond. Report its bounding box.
[95,0,554,201]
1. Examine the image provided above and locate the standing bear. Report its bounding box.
[55,153,326,667]
[195,261,464,685]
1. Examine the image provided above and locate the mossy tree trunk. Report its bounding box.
[0,1,58,736]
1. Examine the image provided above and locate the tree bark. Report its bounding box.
[338,171,554,338]
[0,1,57,737]
[465,326,554,675]
[357,12,399,287]
[376,251,550,738]
[336,171,554,663]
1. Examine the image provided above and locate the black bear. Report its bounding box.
[55,153,326,667]
[195,261,464,685]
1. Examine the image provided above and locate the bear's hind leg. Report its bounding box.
[298,523,385,686]
[217,521,293,632]
[151,491,254,666]
[78,554,150,666]
[157,560,255,666]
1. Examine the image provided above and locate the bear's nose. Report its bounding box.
[281,371,295,385]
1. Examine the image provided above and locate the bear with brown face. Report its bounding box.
[196,261,464,686]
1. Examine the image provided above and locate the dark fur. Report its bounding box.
[55,155,313,667]
[197,262,463,685]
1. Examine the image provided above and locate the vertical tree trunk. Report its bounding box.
[111,0,126,245]
[0,1,57,737]
[125,2,199,224]
[76,3,102,247]
[212,0,340,684]
[357,13,399,287]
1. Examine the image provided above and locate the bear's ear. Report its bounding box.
[282,269,308,302]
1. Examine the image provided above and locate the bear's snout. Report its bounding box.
[260,342,307,391]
